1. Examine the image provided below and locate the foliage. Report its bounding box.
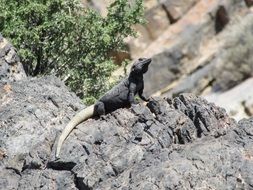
[0,0,144,104]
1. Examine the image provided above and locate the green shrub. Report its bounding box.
[0,0,144,104]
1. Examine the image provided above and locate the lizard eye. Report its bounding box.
[138,58,144,61]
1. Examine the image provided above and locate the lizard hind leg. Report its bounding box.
[94,101,106,116]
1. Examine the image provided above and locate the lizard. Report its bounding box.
[55,57,152,158]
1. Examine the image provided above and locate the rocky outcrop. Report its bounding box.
[0,34,27,82]
[1,76,253,189]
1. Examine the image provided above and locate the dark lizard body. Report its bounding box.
[95,59,150,114]
[56,58,151,158]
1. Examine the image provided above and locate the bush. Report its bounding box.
[0,0,144,104]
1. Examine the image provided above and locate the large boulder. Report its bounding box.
[1,76,253,189]
[0,34,26,82]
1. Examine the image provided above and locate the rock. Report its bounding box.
[160,12,253,100]
[127,4,170,58]
[143,0,250,96]
[0,34,27,82]
[144,5,170,40]
[126,0,199,58]
[0,76,83,189]
[1,75,253,189]
[144,0,159,10]
[161,0,199,23]
[205,78,253,121]
[126,24,154,59]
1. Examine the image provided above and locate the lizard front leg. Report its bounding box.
[138,87,149,102]
[129,82,138,105]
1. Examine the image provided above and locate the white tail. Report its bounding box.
[55,104,95,158]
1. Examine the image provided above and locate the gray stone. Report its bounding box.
[1,76,253,189]
[0,34,26,82]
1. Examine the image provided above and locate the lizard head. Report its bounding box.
[131,58,152,74]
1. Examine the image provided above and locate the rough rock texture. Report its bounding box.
[0,76,83,190]
[1,76,253,189]
[0,34,27,82]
